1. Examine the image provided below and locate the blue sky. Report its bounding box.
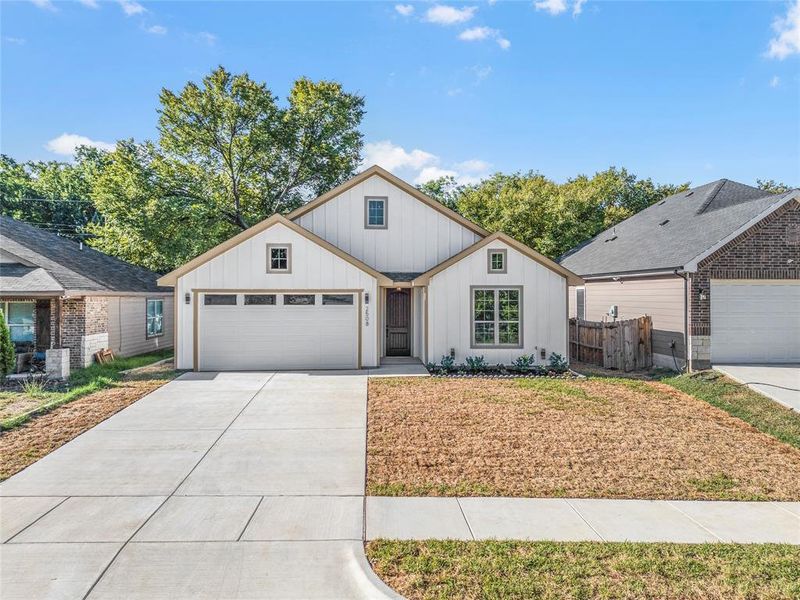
[2,0,799,188]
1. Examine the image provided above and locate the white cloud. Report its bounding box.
[146,25,167,35]
[459,26,495,41]
[415,166,458,184]
[770,75,781,87]
[78,0,100,8]
[766,0,800,59]
[363,140,438,171]
[29,0,57,11]
[395,4,414,16]
[572,0,587,16]
[459,26,510,49]
[45,133,115,156]
[364,140,489,186]
[118,0,145,16]
[456,159,491,172]
[196,31,217,45]
[425,5,477,25]
[534,0,568,15]
[3,37,26,45]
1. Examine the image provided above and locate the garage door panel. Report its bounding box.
[711,281,800,364]
[198,293,358,371]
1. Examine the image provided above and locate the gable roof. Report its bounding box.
[412,231,583,286]
[156,214,392,286]
[0,216,168,294]
[286,164,490,238]
[558,180,798,277]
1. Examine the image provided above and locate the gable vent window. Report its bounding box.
[659,219,670,226]
[267,244,291,273]
[365,196,387,229]
[487,249,507,274]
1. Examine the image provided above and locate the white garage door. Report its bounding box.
[711,281,800,364]
[197,292,359,370]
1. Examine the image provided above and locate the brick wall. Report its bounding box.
[61,296,109,369]
[688,199,800,368]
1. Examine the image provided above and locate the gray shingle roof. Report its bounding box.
[0,216,169,293]
[381,272,424,282]
[0,264,64,294]
[558,180,794,277]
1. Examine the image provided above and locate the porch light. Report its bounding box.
[185,293,191,305]
[364,292,369,304]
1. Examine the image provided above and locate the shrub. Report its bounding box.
[465,355,487,372]
[440,355,455,371]
[512,354,533,371]
[0,310,15,380]
[548,352,568,373]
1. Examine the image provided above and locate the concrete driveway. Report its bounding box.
[714,364,800,411]
[0,371,399,599]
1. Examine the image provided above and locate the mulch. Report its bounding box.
[367,377,800,500]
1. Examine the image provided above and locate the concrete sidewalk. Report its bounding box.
[366,497,800,544]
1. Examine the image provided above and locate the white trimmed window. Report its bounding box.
[471,287,522,348]
[146,298,164,338]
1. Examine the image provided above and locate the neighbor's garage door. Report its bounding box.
[197,292,359,370]
[711,281,800,364]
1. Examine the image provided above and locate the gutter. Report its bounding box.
[673,269,690,373]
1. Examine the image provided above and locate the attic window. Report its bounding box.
[604,235,617,243]
[659,219,670,226]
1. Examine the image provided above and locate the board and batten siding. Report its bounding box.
[107,295,174,357]
[427,241,567,365]
[293,174,481,273]
[174,222,378,370]
[580,275,686,367]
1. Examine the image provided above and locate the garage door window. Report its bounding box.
[322,294,354,305]
[284,294,315,305]
[244,294,276,305]
[204,294,237,306]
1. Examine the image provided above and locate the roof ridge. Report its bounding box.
[695,178,728,215]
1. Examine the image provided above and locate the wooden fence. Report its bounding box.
[569,316,653,372]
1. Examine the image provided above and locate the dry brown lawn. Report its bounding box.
[367,377,800,500]
[0,366,175,480]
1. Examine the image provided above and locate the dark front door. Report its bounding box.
[385,289,411,356]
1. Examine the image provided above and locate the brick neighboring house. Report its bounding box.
[0,216,173,372]
[559,180,799,370]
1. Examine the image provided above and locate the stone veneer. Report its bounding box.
[688,199,800,369]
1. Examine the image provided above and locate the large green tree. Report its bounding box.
[454,168,687,259]
[87,66,366,271]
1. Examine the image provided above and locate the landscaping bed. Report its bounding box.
[367,377,800,500]
[366,540,800,600]
[0,354,177,481]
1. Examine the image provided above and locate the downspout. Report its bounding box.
[673,269,690,373]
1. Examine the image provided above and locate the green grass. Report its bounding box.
[366,540,800,600]
[0,349,173,431]
[662,371,800,450]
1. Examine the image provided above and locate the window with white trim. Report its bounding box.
[146,298,164,338]
[472,288,521,347]
[1,301,34,343]
[267,244,291,273]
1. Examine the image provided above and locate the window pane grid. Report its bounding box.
[367,199,385,226]
[146,299,164,337]
[472,288,520,346]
